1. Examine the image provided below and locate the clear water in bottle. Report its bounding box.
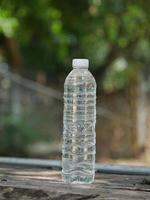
[62,59,96,184]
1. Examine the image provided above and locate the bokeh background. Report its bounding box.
[0,0,150,165]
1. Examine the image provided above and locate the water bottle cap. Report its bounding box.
[72,59,89,69]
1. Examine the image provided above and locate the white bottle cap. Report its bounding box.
[72,59,89,69]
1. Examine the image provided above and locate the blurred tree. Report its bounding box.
[0,0,150,158]
[0,0,149,82]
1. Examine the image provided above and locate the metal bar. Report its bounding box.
[0,157,61,169]
[10,73,63,101]
[7,72,134,127]
[10,73,133,125]
[0,157,150,175]
[95,163,150,175]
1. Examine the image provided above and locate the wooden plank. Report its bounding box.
[0,165,150,199]
[0,157,150,175]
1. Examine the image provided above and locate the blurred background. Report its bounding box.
[0,0,150,165]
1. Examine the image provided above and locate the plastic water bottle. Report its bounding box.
[62,59,96,184]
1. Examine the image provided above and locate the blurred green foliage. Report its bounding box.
[0,0,150,86]
[103,57,129,91]
[0,0,150,158]
[0,105,62,156]
[0,114,41,156]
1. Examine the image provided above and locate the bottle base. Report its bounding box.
[62,173,94,184]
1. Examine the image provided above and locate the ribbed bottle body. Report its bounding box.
[62,68,96,184]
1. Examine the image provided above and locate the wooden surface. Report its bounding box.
[0,164,150,200]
